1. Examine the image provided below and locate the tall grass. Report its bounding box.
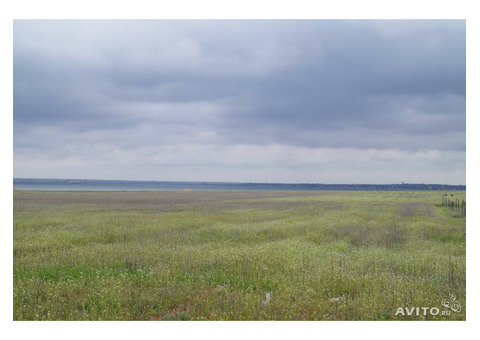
[13,190,466,320]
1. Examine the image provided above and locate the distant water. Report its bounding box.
[13,178,466,191]
[14,178,257,191]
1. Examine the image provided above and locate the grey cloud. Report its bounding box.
[13,20,466,183]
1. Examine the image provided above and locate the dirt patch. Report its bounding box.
[13,190,329,212]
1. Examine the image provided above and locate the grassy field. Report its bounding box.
[13,190,466,320]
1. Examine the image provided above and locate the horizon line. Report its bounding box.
[13,177,466,187]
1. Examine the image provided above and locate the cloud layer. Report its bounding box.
[13,20,466,184]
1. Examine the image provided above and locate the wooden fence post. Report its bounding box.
[441,196,466,217]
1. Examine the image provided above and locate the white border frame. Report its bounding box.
[3,1,477,339]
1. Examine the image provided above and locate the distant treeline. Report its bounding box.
[237,183,466,191]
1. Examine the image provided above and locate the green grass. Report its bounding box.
[13,190,466,320]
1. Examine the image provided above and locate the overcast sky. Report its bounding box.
[13,20,465,184]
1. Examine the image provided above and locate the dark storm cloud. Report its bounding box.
[13,20,466,183]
